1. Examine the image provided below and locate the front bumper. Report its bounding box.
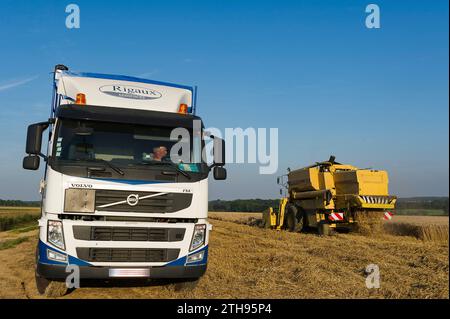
[37,262,207,280]
[37,239,209,281]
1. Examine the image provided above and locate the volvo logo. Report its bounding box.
[70,183,93,188]
[126,194,139,206]
[99,85,162,100]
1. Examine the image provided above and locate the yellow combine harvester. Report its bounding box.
[263,156,396,235]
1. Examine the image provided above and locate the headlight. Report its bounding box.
[47,220,65,250]
[64,188,95,213]
[190,224,206,251]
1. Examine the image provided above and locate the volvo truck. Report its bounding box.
[23,65,227,296]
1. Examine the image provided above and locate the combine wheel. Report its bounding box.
[284,205,304,232]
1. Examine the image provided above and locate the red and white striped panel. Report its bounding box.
[329,212,344,221]
[384,211,394,220]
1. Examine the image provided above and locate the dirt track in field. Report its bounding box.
[0,212,448,299]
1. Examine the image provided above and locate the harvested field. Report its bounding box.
[0,209,448,299]
[210,212,449,242]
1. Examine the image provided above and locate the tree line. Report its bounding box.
[396,197,448,214]
[0,199,40,207]
[208,199,280,212]
[209,197,449,214]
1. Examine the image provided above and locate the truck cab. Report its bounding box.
[23,65,226,295]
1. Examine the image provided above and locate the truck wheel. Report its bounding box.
[35,272,50,295]
[35,245,68,297]
[284,205,303,232]
[35,272,68,297]
[174,278,199,292]
[35,243,49,295]
[318,222,331,236]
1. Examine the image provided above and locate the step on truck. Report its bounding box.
[23,65,227,296]
[263,156,396,235]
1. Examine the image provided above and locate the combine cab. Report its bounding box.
[263,156,396,235]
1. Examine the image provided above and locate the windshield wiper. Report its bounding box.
[80,158,125,176]
[139,161,191,179]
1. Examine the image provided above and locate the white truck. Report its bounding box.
[23,65,226,296]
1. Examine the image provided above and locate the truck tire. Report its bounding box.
[35,244,49,295]
[35,272,50,295]
[35,244,68,297]
[284,205,304,232]
[318,222,331,236]
[35,268,69,297]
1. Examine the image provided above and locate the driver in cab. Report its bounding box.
[149,146,168,161]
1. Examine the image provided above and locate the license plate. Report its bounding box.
[109,268,150,278]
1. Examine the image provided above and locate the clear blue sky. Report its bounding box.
[0,0,448,201]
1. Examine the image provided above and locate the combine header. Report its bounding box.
[263,156,396,235]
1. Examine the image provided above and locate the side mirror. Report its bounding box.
[26,122,49,155]
[213,166,227,180]
[23,155,40,170]
[213,137,225,166]
[277,177,280,184]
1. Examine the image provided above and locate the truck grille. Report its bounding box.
[95,190,192,213]
[73,226,185,242]
[76,248,180,263]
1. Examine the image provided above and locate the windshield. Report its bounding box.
[52,119,207,175]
